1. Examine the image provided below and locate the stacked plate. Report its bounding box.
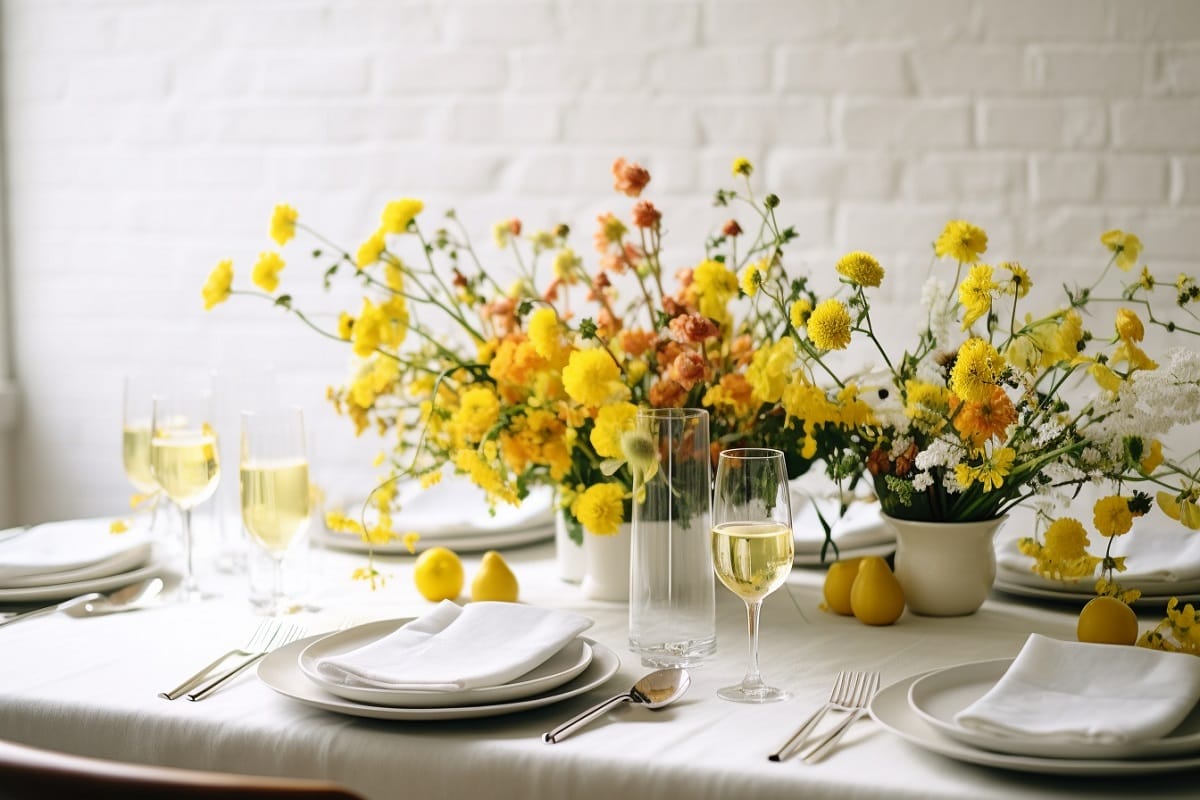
[258,614,620,721]
[791,492,894,567]
[315,477,555,554]
[0,518,165,603]
[993,523,1200,606]
[870,657,1200,775]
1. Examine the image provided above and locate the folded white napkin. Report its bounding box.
[0,519,152,586]
[315,601,593,691]
[955,634,1200,744]
[997,521,1200,584]
[793,496,891,555]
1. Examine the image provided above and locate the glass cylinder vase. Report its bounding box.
[628,408,716,667]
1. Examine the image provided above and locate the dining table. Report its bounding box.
[0,531,1195,800]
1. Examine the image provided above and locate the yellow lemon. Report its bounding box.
[849,556,905,626]
[470,550,519,603]
[1077,596,1138,645]
[822,558,863,616]
[413,546,464,602]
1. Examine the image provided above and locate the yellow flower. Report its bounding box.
[552,248,582,282]
[1093,495,1133,537]
[402,532,420,554]
[949,337,1005,403]
[807,299,852,351]
[835,251,884,288]
[999,262,1031,297]
[456,386,501,443]
[747,338,794,404]
[351,299,384,357]
[492,221,512,249]
[954,446,1015,491]
[1115,308,1144,343]
[1100,229,1142,271]
[1157,491,1200,530]
[381,198,424,234]
[590,402,638,459]
[1089,362,1122,393]
[337,312,353,340]
[789,299,812,330]
[732,157,753,177]
[1043,517,1090,563]
[958,264,997,329]
[740,258,769,297]
[202,258,234,310]
[572,482,626,536]
[527,307,561,360]
[251,251,285,293]
[1021,517,1102,580]
[935,220,988,263]
[692,259,738,323]
[356,230,387,268]
[109,519,129,534]
[561,348,628,407]
[1141,439,1163,474]
[453,448,517,506]
[269,203,298,246]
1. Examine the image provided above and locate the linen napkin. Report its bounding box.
[997,523,1200,584]
[314,601,593,691]
[793,497,891,555]
[954,633,1200,744]
[0,519,152,586]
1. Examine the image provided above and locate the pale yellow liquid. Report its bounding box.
[150,431,220,509]
[122,425,157,492]
[712,521,795,600]
[240,459,311,553]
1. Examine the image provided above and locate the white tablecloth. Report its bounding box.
[0,539,1192,799]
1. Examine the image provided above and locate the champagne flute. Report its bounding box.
[712,448,794,703]
[240,408,311,615]
[121,376,159,496]
[150,386,221,601]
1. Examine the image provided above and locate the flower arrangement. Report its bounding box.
[202,157,822,584]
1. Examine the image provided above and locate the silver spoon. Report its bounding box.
[63,576,166,617]
[0,577,166,628]
[542,667,691,743]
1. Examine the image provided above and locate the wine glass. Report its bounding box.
[121,376,159,497]
[239,408,311,615]
[150,386,221,601]
[711,447,794,703]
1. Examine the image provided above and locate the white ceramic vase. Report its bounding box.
[554,512,586,584]
[580,521,632,602]
[885,513,1007,616]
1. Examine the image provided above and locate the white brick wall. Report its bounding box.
[2,0,1199,524]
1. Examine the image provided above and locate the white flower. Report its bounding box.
[911,471,933,491]
[889,436,914,459]
[914,438,961,471]
[1034,421,1063,447]
[943,469,965,494]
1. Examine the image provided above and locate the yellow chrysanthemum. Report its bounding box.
[202,258,234,310]
[381,198,424,234]
[251,251,285,293]
[1100,229,1142,271]
[935,220,988,264]
[356,230,387,268]
[692,259,738,323]
[1093,495,1133,537]
[561,348,628,407]
[740,258,769,297]
[553,248,582,282]
[950,337,1005,403]
[572,482,626,536]
[1115,308,1144,343]
[527,307,562,361]
[807,299,852,351]
[269,203,298,246]
[999,262,1031,297]
[590,402,638,460]
[1020,517,1102,580]
[958,263,997,329]
[835,251,884,288]
[747,338,794,404]
[954,446,1015,491]
[905,380,951,433]
[352,299,384,357]
[732,157,753,177]
[336,312,353,340]
[789,299,812,330]
[453,448,517,506]
[456,386,501,443]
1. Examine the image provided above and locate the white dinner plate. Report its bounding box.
[908,658,1200,760]
[0,541,153,589]
[313,523,555,555]
[0,557,169,603]
[996,563,1200,597]
[871,670,1200,775]
[297,618,593,707]
[793,542,895,568]
[992,576,1200,608]
[260,634,620,721]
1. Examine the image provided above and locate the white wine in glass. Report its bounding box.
[151,389,220,600]
[122,375,159,495]
[240,408,310,615]
[712,448,794,704]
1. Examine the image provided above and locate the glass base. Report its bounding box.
[631,634,717,669]
[717,684,789,704]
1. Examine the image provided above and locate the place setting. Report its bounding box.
[869,633,1200,776]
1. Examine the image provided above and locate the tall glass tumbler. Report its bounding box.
[628,408,716,667]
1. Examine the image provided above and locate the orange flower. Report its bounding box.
[593,212,626,253]
[631,200,661,229]
[649,379,687,407]
[619,328,658,357]
[722,219,742,237]
[669,350,708,390]
[951,385,1017,446]
[668,313,719,344]
[612,157,651,198]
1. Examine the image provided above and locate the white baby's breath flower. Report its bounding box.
[943,469,965,494]
[889,436,914,459]
[911,471,933,492]
[1034,421,1063,447]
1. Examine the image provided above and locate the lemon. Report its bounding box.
[1077,596,1139,645]
[470,550,519,603]
[822,558,862,616]
[849,556,905,626]
[413,546,464,602]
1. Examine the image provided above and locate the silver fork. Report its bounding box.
[158,619,282,700]
[800,671,880,763]
[185,623,307,701]
[769,671,865,761]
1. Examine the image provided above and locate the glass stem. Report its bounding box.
[742,598,765,692]
[271,554,285,612]
[181,506,197,597]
